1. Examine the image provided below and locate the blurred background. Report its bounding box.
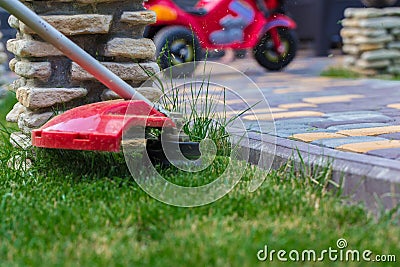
[0,7,15,66]
[1,0,400,61]
[172,0,400,56]
[0,0,400,63]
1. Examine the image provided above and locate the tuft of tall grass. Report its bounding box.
[141,60,255,157]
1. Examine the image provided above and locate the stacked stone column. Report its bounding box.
[341,7,400,76]
[5,0,160,138]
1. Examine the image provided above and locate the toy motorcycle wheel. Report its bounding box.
[253,28,297,71]
[154,26,203,76]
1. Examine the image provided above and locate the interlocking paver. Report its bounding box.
[278,103,317,109]
[337,140,400,153]
[366,148,400,159]
[312,136,387,149]
[274,123,335,137]
[312,103,368,113]
[324,111,392,121]
[378,133,400,140]
[303,94,365,104]
[387,103,400,109]
[243,111,325,121]
[337,125,400,137]
[275,117,327,126]
[291,132,347,143]
[273,87,323,94]
[326,123,389,131]
[311,118,394,129]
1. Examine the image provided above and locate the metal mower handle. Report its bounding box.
[0,0,153,105]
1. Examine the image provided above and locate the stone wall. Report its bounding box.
[5,0,160,137]
[341,7,400,76]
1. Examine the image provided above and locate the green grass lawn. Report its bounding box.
[321,67,362,79]
[321,66,400,81]
[0,93,399,266]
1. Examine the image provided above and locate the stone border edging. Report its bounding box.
[240,132,400,211]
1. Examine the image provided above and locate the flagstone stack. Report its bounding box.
[341,7,400,76]
[5,0,160,141]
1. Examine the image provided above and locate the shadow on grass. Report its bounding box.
[34,148,133,182]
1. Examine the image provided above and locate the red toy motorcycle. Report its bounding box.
[144,0,297,71]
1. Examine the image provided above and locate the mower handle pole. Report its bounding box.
[0,0,157,107]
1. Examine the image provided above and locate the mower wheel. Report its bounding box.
[253,28,297,71]
[154,26,203,75]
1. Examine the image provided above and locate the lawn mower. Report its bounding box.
[0,0,201,165]
[145,0,297,71]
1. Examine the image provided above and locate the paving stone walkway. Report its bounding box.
[211,54,400,162]
[203,53,400,210]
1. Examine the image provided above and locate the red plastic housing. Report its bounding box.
[31,100,174,152]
